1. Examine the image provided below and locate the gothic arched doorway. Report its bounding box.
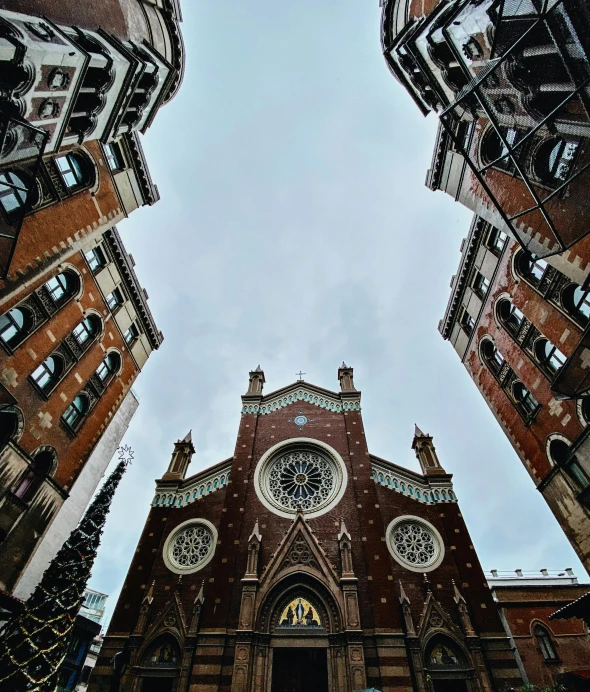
[255,575,346,692]
[138,635,181,692]
[424,636,475,692]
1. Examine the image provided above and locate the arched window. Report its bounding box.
[73,315,101,347]
[12,449,55,501]
[562,283,590,327]
[481,339,505,375]
[581,398,590,426]
[534,337,566,375]
[511,381,539,417]
[534,624,558,661]
[44,271,79,306]
[497,298,525,336]
[0,407,22,450]
[0,170,29,213]
[548,437,589,490]
[30,354,64,393]
[0,306,33,349]
[55,151,94,191]
[516,251,549,287]
[533,137,579,186]
[62,394,89,431]
[481,127,522,172]
[96,352,120,383]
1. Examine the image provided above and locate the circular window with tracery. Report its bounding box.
[255,440,347,518]
[163,518,217,574]
[386,516,444,572]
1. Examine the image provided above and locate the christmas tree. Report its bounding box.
[0,445,133,691]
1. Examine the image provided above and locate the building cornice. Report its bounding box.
[439,215,487,339]
[370,455,457,505]
[153,458,232,508]
[241,382,361,415]
[103,228,163,350]
[121,131,160,206]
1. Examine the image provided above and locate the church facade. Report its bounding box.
[91,366,522,692]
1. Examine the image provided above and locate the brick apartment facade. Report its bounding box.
[439,218,590,572]
[0,0,185,601]
[380,0,590,570]
[488,569,590,687]
[90,367,522,692]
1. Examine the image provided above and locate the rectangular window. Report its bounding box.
[104,142,125,172]
[487,227,508,254]
[124,323,139,345]
[460,309,475,335]
[85,246,107,273]
[106,287,124,311]
[472,272,490,298]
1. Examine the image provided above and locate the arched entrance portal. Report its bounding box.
[424,636,475,692]
[137,635,181,692]
[270,594,329,692]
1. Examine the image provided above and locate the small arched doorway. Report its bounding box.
[138,635,181,692]
[424,636,474,692]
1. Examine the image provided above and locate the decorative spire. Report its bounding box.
[399,580,411,606]
[246,366,265,395]
[399,581,416,635]
[412,425,446,476]
[249,518,262,543]
[162,432,195,481]
[142,580,155,605]
[338,518,351,542]
[452,580,475,636]
[338,363,356,392]
[0,447,133,691]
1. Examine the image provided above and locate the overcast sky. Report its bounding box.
[88,0,586,623]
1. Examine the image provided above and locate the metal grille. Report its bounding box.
[439,0,590,258]
[0,111,48,279]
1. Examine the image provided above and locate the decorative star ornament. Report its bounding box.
[118,444,134,466]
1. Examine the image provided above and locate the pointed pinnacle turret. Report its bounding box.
[338,363,356,392]
[338,518,351,541]
[246,366,265,395]
[249,518,262,543]
[452,580,466,604]
[163,430,195,480]
[142,580,155,605]
[399,580,411,605]
[412,425,446,476]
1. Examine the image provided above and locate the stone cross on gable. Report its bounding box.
[296,371,306,381]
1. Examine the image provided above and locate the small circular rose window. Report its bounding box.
[163,519,217,574]
[386,516,444,572]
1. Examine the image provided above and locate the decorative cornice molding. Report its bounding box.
[371,458,457,505]
[122,132,160,206]
[104,227,163,350]
[439,215,488,340]
[153,460,232,508]
[241,383,361,415]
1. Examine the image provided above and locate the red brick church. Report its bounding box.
[90,366,522,692]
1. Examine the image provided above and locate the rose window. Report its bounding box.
[169,524,213,569]
[392,521,438,567]
[258,446,344,516]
